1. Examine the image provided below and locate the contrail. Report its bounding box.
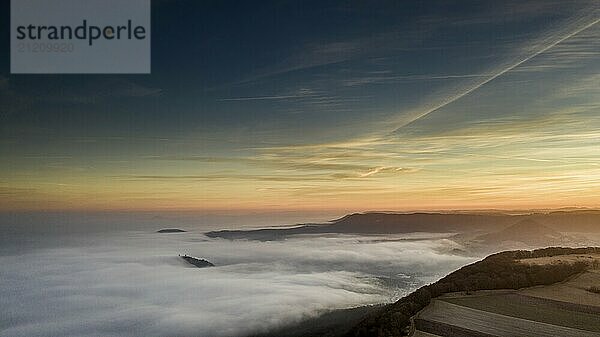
[217,95,307,101]
[391,14,600,133]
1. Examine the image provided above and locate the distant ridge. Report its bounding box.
[326,212,512,233]
[206,210,600,240]
[476,219,568,246]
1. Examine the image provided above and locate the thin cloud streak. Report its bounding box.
[390,12,600,133]
[217,95,312,102]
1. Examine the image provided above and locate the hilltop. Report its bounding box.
[179,255,214,268]
[475,218,570,247]
[157,228,187,233]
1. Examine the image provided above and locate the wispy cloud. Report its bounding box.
[341,73,487,87]
[389,12,600,133]
[217,88,318,102]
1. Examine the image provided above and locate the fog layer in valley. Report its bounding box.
[0,225,475,337]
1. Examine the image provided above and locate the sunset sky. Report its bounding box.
[1,0,599,212]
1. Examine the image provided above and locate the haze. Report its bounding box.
[0,218,472,337]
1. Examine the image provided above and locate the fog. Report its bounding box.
[0,224,476,337]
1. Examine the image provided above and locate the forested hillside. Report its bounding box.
[347,247,599,337]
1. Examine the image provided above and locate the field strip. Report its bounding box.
[418,300,600,337]
[414,319,495,337]
[412,330,441,337]
[516,294,600,314]
[440,293,600,332]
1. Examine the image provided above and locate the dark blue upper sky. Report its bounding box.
[1,1,585,138]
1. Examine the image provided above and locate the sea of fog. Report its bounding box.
[0,213,477,337]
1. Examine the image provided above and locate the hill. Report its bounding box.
[346,247,599,337]
[206,210,600,240]
[326,212,512,233]
[475,219,569,247]
[179,255,214,268]
[414,254,600,336]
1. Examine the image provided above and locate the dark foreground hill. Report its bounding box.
[255,247,599,337]
[346,247,599,337]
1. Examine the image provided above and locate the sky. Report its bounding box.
[1,0,599,212]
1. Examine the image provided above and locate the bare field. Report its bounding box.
[417,299,600,337]
[442,293,600,332]
[520,269,600,306]
[412,330,440,337]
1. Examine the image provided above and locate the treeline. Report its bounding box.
[346,247,596,337]
[511,246,600,259]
